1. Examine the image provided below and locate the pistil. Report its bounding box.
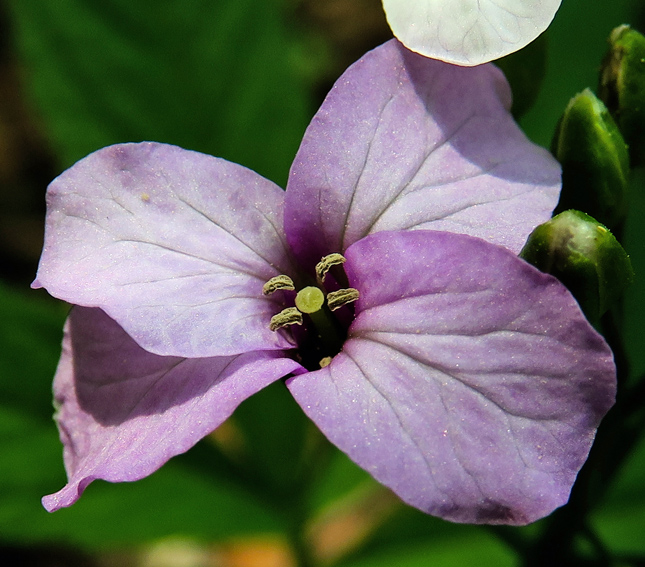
[291,286,343,357]
[264,253,360,367]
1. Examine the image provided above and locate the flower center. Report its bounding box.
[263,253,359,370]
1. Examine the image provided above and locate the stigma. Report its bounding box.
[263,253,360,368]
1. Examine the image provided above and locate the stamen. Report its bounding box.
[295,286,325,314]
[263,275,295,295]
[269,307,303,331]
[327,288,360,311]
[263,256,357,365]
[315,253,347,285]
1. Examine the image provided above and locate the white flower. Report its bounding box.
[383,0,562,65]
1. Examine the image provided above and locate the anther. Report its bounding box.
[269,307,303,331]
[315,253,347,286]
[263,275,295,295]
[327,288,360,311]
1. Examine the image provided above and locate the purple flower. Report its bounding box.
[34,41,615,524]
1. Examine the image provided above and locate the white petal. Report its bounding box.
[383,0,562,65]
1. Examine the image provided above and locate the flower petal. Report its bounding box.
[34,142,295,357]
[285,40,560,270]
[43,307,301,512]
[287,230,615,525]
[382,0,561,66]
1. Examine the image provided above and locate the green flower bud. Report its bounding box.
[551,89,630,233]
[520,210,634,325]
[599,25,645,167]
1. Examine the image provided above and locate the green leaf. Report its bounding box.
[591,430,645,555]
[0,407,285,547]
[306,444,374,514]
[337,511,515,567]
[222,380,312,500]
[6,0,312,187]
[0,284,66,419]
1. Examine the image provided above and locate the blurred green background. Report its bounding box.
[1,1,644,566]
